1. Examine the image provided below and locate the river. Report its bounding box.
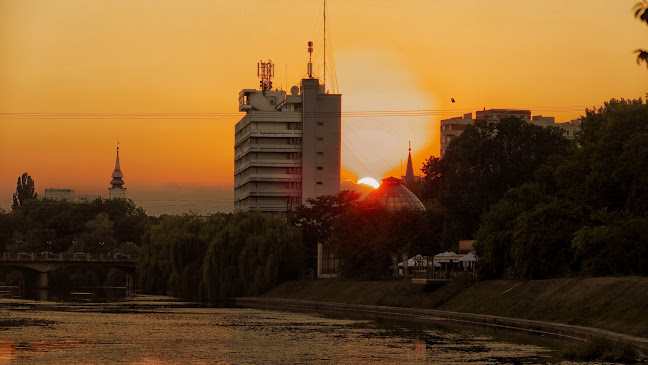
[0,295,595,364]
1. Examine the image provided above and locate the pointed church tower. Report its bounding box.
[404,141,415,183]
[108,144,126,199]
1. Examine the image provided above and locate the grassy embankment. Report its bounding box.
[265,276,648,338]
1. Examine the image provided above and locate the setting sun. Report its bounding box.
[357,177,380,189]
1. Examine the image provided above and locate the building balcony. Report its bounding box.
[234,175,302,189]
[236,144,301,158]
[234,129,302,148]
[234,160,302,175]
[234,190,301,202]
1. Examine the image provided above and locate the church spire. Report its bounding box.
[109,143,126,199]
[114,144,121,174]
[405,141,414,181]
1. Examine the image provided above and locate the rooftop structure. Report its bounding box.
[42,189,101,203]
[234,55,341,212]
[475,109,531,121]
[108,145,126,199]
[363,177,425,211]
[440,109,581,157]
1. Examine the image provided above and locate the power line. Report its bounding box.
[0,106,590,120]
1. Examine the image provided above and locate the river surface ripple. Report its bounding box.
[0,295,589,364]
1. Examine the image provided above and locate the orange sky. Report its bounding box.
[1,0,647,213]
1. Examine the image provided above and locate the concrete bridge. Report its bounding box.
[0,252,138,296]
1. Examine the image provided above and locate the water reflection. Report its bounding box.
[0,295,592,364]
[8,286,129,302]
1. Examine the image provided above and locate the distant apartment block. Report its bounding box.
[234,77,341,212]
[440,109,580,157]
[42,189,101,203]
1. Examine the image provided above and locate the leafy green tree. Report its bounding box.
[75,213,118,253]
[556,98,648,215]
[11,172,37,210]
[509,199,588,279]
[474,183,549,278]
[138,215,188,294]
[202,212,302,305]
[334,206,431,280]
[572,212,648,276]
[422,117,569,243]
[292,190,361,269]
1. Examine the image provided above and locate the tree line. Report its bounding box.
[2,98,645,303]
[418,98,648,279]
[1,194,303,304]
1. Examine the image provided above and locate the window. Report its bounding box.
[317,122,323,126]
[317,167,323,170]
[316,137,324,141]
[317,152,324,156]
[316,182,323,185]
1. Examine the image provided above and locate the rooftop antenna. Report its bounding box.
[257,59,274,91]
[323,0,327,89]
[307,41,313,78]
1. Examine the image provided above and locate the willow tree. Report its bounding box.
[202,212,302,305]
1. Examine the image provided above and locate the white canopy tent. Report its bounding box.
[459,251,477,273]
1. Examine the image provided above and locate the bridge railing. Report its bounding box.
[0,252,139,262]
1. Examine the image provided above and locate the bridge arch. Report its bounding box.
[0,253,138,298]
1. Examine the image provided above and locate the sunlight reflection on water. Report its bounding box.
[0,296,586,364]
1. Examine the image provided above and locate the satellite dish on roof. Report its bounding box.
[290,86,299,96]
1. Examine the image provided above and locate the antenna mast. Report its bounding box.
[257,60,274,91]
[307,41,313,78]
[323,0,326,89]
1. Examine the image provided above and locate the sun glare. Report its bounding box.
[336,50,436,180]
[357,177,380,189]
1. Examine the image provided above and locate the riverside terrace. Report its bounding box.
[0,252,138,297]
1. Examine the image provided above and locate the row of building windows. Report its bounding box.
[441,124,468,131]
[285,167,302,174]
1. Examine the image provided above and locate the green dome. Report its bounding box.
[364,177,425,211]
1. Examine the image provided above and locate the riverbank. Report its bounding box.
[256,276,648,350]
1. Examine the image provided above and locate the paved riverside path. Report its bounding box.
[235,297,648,355]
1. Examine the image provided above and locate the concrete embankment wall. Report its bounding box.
[235,297,648,355]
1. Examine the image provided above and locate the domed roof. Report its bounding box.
[364,177,425,211]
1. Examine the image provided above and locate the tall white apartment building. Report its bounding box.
[234,76,341,212]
